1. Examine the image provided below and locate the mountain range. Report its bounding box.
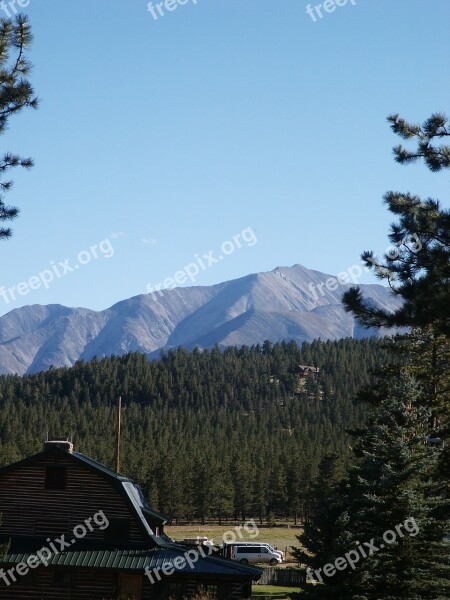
[0,263,399,375]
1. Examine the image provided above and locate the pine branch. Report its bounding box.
[389,113,450,171]
[0,14,37,240]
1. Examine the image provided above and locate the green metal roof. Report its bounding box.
[143,506,171,525]
[1,548,262,578]
[71,452,131,481]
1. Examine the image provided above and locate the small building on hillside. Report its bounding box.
[0,440,261,599]
[295,365,319,378]
[292,365,320,394]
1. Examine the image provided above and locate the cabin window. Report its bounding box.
[45,466,67,490]
[104,518,130,544]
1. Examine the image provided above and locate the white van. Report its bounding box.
[235,542,284,561]
[224,543,283,566]
[265,544,284,561]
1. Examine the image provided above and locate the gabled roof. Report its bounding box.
[0,447,168,545]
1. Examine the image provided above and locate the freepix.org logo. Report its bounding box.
[0,0,31,18]
[0,511,109,587]
[307,517,420,585]
[306,0,357,23]
[0,238,114,306]
[148,0,198,21]
[146,227,257,296]
[145,520,259,585]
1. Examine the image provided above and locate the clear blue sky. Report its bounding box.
[0,0,449,315]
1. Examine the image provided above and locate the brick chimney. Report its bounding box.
[44,438,74,453]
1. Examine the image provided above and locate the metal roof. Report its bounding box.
[71,452,131,481]
[1,548,262,578]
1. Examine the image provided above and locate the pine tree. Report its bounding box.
[291,453,345,579]
[156,454,187,520]
[353,329,450,465]
[343,113,450,336]
[0,339,394,519]
[0,15,38,239]
[405,329,450,478]
[299,375,450,600]
[232,455,255,521]
[389,112,450,172]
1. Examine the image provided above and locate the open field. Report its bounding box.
[252,585,299,598]
[166,525,302,564]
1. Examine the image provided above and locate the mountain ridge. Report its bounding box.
[0,263,399,375]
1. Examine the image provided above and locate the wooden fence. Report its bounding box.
[253,567,306,586]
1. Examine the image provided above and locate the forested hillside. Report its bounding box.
[0,338,390,522]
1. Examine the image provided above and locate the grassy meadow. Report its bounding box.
[166,524,302,564]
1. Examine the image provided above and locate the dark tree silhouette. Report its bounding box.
[0,14,38,240]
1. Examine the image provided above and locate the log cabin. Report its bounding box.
[0,440,261,599]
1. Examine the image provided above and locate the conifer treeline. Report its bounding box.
[0,338,389,522]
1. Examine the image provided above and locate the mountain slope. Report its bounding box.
[0,264,399,374]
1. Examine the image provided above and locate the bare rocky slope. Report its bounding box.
[0,264,399,375]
